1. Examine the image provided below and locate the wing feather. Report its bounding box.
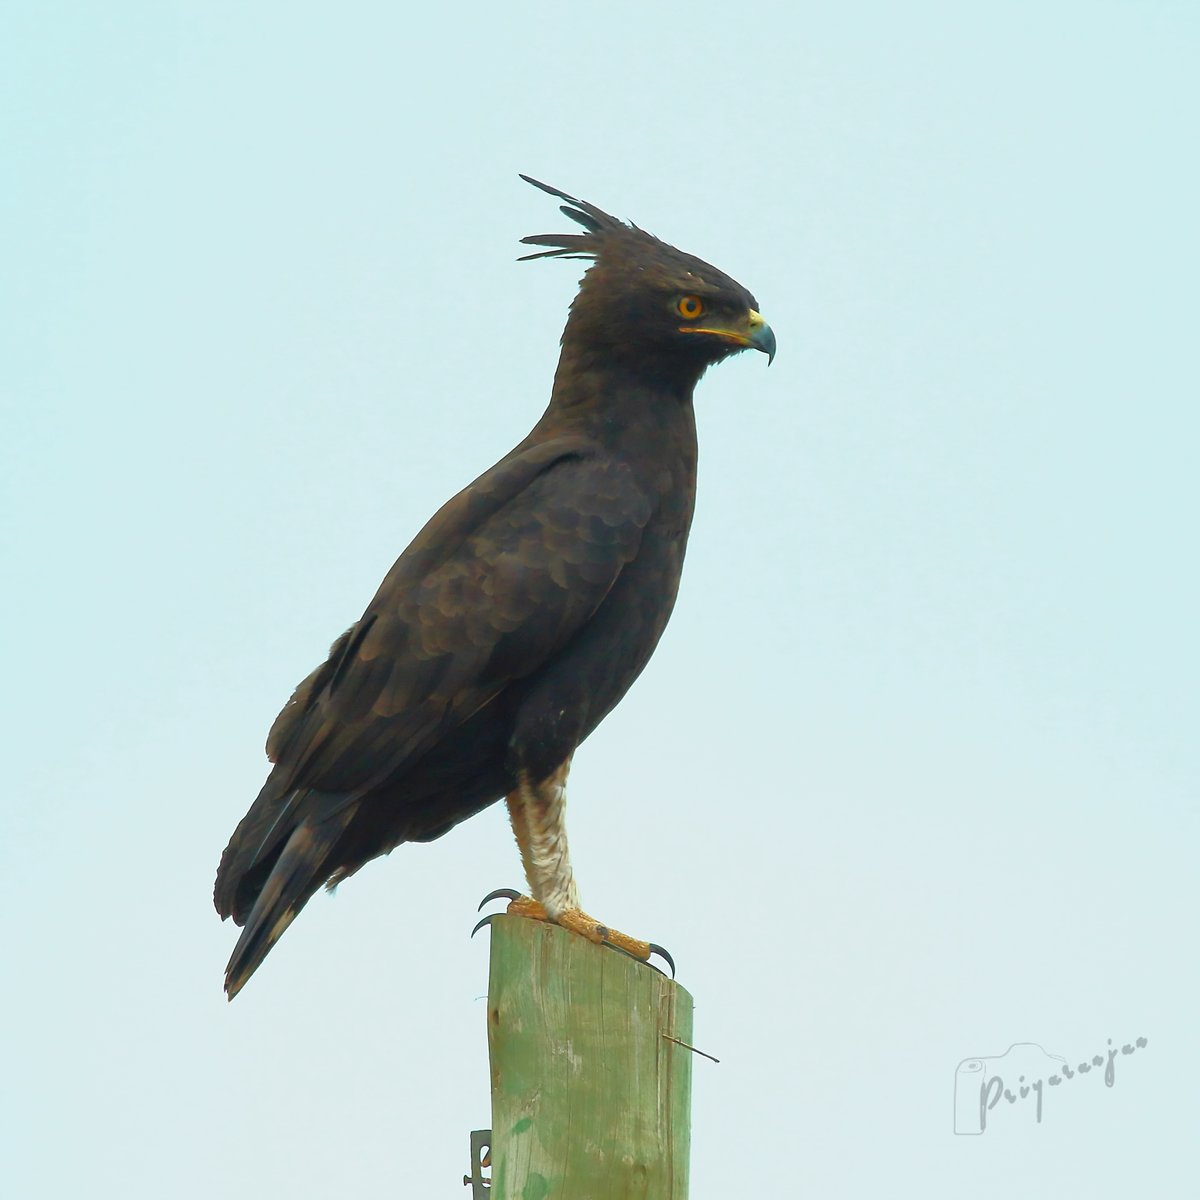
[218,435,653,906]
[283,449,651,794]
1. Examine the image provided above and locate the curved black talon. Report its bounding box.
[605,942,664,976]
[603,940,676,978]
[471,914,497,939]
[477,887,523,912]
[648,943,676,978]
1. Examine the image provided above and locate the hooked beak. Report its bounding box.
[681,308,776,364]
[742,309,776,363]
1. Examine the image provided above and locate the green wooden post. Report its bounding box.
[485,915,694,1199]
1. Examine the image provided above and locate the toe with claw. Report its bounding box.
[471,886,538,938]
[470,889,675,976]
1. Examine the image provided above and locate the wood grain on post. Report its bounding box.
[486,915,694,1199]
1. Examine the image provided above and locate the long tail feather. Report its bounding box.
[223,803,358,1000]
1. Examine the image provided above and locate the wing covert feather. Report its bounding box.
[268,441,652,796]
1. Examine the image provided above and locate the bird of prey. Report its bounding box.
[214,175,775,999]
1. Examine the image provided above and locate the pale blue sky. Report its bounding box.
[3,3,1197,1197]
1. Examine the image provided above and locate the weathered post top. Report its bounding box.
[485,915,694,1199]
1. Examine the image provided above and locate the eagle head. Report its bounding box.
[519,175,775,385]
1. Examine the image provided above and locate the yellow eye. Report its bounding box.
[677,295,704,320]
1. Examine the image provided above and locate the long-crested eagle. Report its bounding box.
[214,176,775,998]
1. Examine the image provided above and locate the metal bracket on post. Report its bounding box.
[463,1128,491,1197]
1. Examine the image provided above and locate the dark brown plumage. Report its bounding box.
[214,176,775,998]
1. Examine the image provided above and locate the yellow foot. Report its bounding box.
[474,888,674,975]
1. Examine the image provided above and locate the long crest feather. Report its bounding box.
[518,174,630,261]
